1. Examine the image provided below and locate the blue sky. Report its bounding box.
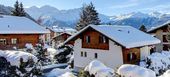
[1,0,170,16]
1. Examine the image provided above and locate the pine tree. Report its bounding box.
[11,0,26,16]
[11,0,20,16]
[19,3,26,16]
[139,24,147,32]
[76,2,100,31]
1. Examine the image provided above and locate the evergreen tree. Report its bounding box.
[139,24,147,32]
[19,3,26,16]
[76,2,100,31]
[11,0,26,16]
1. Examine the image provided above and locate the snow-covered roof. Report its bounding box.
[148,20,170,33]
[64,25,160,48]
[49,26,76,33]
[52,32,71,39]
[0,15,50,34]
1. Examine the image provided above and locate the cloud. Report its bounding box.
[109,3,138,9]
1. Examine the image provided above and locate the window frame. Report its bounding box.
[94,53,98,59]
[81,51,83,57]
[84,52,87,57]
[85,35,90,44]
[0,39,7,45]
[11,38,18,44]
[99,35,108,44]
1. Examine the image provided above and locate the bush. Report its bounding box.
[78,70,91,77]
[0,56,42,77]
[54,45,73,63]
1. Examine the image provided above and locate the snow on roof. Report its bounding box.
[117,64,156,77]
[65,25,160,48]
[0,15,50,34]
[49,26,76,33]
[52,32,71,39]
[148,20,170,33]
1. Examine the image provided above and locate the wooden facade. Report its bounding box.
[122,48,140,64]
[80,28,109,50]
[149,24,170,51]
[53,33,71,43]
[0,34,40,49]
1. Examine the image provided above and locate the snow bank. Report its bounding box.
[84,60,115,77]
[0,50,38,67]
[44,44,51,49]
[58,72,76,77]
[141,51,170,75]
[47,48,57,55]
[46,68,73,77]
[25,43,33,49]
[117,64,156,77]
[159,70,170,77]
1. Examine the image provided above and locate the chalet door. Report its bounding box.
[123,48,140,64]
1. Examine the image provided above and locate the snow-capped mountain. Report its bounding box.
[1,4,170,29]
[25,5,170,29]
[109,12,170,29]
[25,5,110,27]
[0,5,13,15]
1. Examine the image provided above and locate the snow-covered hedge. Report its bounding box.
[159,70,170,77]
[141,51,170,75]
[117,64,156,77]
[84,60,115,77]
[0,50,37,67]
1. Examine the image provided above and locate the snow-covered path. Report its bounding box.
[42,63,68,73]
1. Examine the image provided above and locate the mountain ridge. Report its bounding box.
[1,4,170,29]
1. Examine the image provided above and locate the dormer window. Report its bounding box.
[86,35,90,43]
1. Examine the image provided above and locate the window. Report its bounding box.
[99,35,108,43]
[94,53,98,59]
[81,51,83,57]
[84,52,87,57]
[86,36,90,43]
[11,38,17,44]
[81,51,87,57]
[0,39,6,45]
[127,52,137,61]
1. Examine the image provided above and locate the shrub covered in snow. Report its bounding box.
[159,70,170,77]
[0,50,42,77]
[54,45,73,63]
[84,60,115,77]
[0,50,37,67]
[117,64,156,77]
[141,51,170,75]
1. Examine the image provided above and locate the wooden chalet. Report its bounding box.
[0,15,50,49]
